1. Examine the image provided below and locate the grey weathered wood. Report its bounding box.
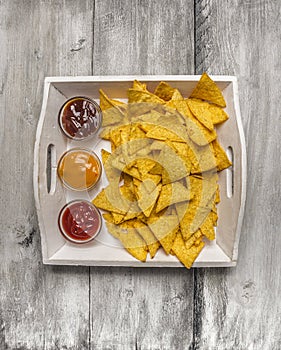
[194,1,281,349]
[0,1,93,349]
[90,1,195,349]
[2,0,279,349]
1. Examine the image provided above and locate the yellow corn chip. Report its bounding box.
[170,98,217,146]
[128,89,165,104]
[209,104,228,124]
[200,215,215,240]
[106,223,148,262]
[133,80,147,91]
[185,230,202,249]
[190,73,226,107]
[146,125,185,143]
[135,225,160,259]
[148,215,179,254]
[171,231,205,269]
[137,181,161,218]
[212,139,232,171]
[186,98,214,131]
[156,182,192,213]
[99,89,126,111]
[156,145,188,183]
[92,188,127,214]
[154,81,175,101]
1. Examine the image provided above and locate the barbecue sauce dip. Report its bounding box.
[58,200,102,243]
[59,97,102,140]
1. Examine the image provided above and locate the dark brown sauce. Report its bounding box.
[60,97,101,139]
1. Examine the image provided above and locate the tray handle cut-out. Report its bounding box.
[46,143,57,195]
[226,146,234,198]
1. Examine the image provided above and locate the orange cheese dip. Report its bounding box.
[58,149,101,191]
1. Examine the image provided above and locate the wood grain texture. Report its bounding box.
[91,1,195,349]
[2,0,279,349]
[93,0,194,75]
[194,0,281,349]
[0,1,93,349]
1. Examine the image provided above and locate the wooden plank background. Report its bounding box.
[0,0,280,349]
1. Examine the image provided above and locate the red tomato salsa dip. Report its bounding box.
[58,200,102,243]
[59,97,102,140]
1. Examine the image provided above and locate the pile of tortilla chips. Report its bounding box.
[92,73,232,269]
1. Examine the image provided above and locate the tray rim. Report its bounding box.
[34,75,247,267]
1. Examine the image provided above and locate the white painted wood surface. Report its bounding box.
[0,0,280,349]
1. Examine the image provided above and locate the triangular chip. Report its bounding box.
[99,89,127,111]
[128,89,165,104]
[106,223,148,262]
[190,73,226,107]
[171,232,205,269]
[156,182,192,213]
[156,145,188,183]
[199,212,215,240]
[186,98,214,131]
[212,139,232,171]
[185,230,203,249]
[92,188,127,214]
[99,89,127,126]
[171,99,217,146]
[146,125,185,143]
[148,215,179,254]
[154,81,175,101]
[133,80,147,91]
[135,225,161,259]
[92,185,130,214]
[137,181,161,218]
[208,104,228,124]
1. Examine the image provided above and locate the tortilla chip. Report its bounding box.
[186,98,214,131]
[128,89,165,104]
[190,72,226,107]
[188,142,217,174]
[154,81,175,101]
[171,89,185,101]
[135,225,160,258]
[148,215,179,254]
[120,184,136,202]
[200,212,216,240]
[99,89,126,111]
[133,110,162,124]
[99,89,127,126]
[106,223,148,262]
[212,139,232,171]
[111,212,126,225]
[133,80,147,91]
[156,182,192,213]
[156,145,188,183]
[169,98,217,146]
[102,212,115,223]
[209,104,229,124]
[94,184,132,213]
[185,230,203,249]
[137,181,161,218]
[214,186,220,204]
[146,125,185,143]
[172,231,205,269]
[92,188,127,214]
[128,102,160,118]
[134,158,156,177]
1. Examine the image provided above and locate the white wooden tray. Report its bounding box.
[34,75,246,267]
